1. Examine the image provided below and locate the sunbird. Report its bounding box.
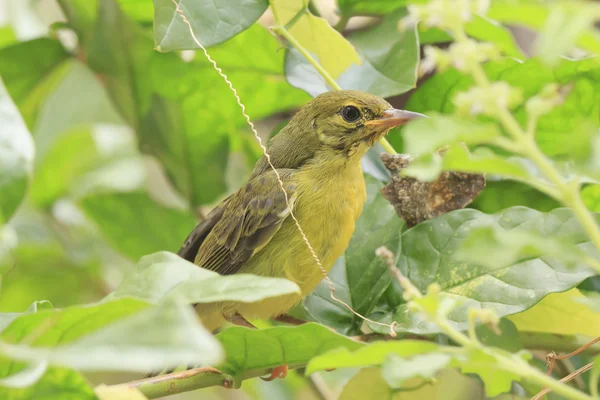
[179,90,422,379]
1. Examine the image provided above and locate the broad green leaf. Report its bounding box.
[0,78,35,224]
[306,340,438,374]
[216,323,362,377]
[508,288,600,338]
[0,39,71,128]
[471,180,560,214]
[405,57,600,161]
[302,178,404,335]
[476,319,522,353]
[0,301,221,373]
[0,367,96,400]
[0,301,54,334]
[534,2,600,66]
[271,0,361,79]
[285,9,419,98]
[382,353,452,389]
[457,225,590,270]
[31,61,125,159]
[80,192,196,260]
[108,251,300,304]
[0,298,221,387]
[0,211,106,311]
[488,1,600,55]
[403,114,500,156]
[369,207,597,334]
[153,0,268,51]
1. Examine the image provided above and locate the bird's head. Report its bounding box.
[252,90,425,177]
[295,90,424,153]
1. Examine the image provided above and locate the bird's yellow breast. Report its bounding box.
[234,151,367,320]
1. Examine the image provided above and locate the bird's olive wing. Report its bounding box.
[179,169,297,275]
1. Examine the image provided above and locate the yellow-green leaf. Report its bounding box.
[270,0,360,78]
[508,288,600,337]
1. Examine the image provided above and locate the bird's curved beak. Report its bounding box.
[365,109,426,129]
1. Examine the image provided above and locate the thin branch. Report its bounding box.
[532,362,595,400]
[308,373,335,400]
[123,364,306,399]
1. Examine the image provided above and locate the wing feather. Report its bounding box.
[178,169,296,275]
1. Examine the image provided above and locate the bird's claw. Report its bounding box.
[261,365,288,381]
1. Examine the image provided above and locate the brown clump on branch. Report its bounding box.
[380,152,486,227]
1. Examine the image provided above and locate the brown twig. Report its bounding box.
[531,362,595,400]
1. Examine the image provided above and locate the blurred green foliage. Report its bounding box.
[0,0,599,399]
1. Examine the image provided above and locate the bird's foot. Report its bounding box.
[261,365,288,381]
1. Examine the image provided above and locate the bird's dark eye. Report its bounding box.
[341,106,361,122]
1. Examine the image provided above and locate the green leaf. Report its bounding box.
[306,340,438,374]
[0,26,16,49]
[60,0,308,206]
[509,288,600,338]
[488,1,600,56]
[457,225,591,270]
[215,323,362,376]
[534,2,600,66]
[30,128,100,207]
[442,145,530,180]
[0,367,96,400]
[471,180,560,214]
[108,251,300,304]
[0,77,35,224]
[80,192,197,260]
[0,39,71,128]
[308,339,520,397]
[0,212,106,312]
[302,178,404,334]
[336,0,409,16]
[583,184,600,212]
[369,207,597,334]
[406,57,600,161]
[0,301,54,334]
[419,15,525,59]
[382,353,452,389]
[118,0,154,21]
[153,0,268,51]
[476,319,522,353]
[460,349,520,397]
[285,9,419,98]
[271,0,361,79]
[403,114,500,156]
[0,301,221,373]
[31,61,125,159]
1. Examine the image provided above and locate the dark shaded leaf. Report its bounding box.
[0,78,35,224]
[80,192,197,260]
[370,207,597,334]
